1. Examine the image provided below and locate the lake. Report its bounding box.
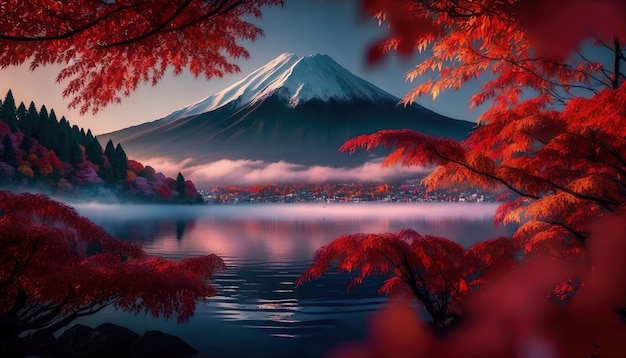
[70,202,515,358]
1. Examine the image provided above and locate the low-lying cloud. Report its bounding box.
[139,157,432,187]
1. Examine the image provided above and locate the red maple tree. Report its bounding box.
[0,191,225,353]
[297,231,517,329]
[352,0,626,256]
[0,0,283,114]
[300,0,626,356]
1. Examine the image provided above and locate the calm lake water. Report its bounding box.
[70,202,515,358]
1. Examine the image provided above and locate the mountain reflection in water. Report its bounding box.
[71,202,515,358]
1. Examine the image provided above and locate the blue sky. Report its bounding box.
[0,0,483,135]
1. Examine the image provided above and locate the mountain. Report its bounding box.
[98,53,474,178]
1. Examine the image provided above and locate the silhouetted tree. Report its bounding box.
[176,172,187,199]
[1,90,17,133]
[84,130,104,168]
[26,101,39,137]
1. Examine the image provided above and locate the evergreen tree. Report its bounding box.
[20,135,32,152]
[175,172,187,199]
[47,109,61,152]
[2,135,15,166]
[56,131,70,163]
[114,143,127,161]
[16,102,28,135]
[113,143,128,180]
[26,102,39,137]
[104,139,115,160]
[69,137,82,166]
[85,138,104,168]
[102,139,117,184]
[1,90,18,133]
[55,116,72,163]
[37,105,50,147]
[71,125,81,143]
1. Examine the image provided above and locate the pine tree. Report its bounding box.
[85,137,104,168]
[113,143,128,180]
[37,105,50,147]
[55,116,72,163]
[102,139,117,184]
[15,102,28,134]
[56,131,70,163]
[176,172,187,200]
[47,109,60,152]
[1,90,18,133]
[69,137,82,166]
[103,139,115,159]
[2,135,15,166]
[26,102,39,137]
[20,136,32,152]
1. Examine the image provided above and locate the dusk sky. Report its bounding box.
[0,0,484,136]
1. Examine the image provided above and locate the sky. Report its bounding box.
[0,0,483,136]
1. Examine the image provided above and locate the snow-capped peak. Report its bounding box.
[169,53,399,119]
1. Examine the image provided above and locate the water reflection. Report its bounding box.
[71,202,516,357]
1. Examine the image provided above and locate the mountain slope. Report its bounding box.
[164,53,399,120]
[99,53,474,170]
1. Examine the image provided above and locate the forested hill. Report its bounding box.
[0,90,200,203]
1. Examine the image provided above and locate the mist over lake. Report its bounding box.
[69,202,515,358]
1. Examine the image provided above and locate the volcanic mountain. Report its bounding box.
[98,53,473,182]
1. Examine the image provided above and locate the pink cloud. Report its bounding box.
[135,157,432,187]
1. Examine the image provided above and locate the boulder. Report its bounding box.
[57,324,94,357]
[85,323,140,358]
[130,330,197,358]
[58,323,139,358]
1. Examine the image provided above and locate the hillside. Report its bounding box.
[0,90,200,203]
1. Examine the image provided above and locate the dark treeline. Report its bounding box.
[0,90,200,203]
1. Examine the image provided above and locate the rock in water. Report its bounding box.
[57,324,94,357]
[130,330,198,358]
[86,323,140,357]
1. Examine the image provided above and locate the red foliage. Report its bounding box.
[362,0,622,109]
[185,180,198,199]
[340,91,626,250]
[0,191,225,339]
[515,0,626,57]
[320,1,626,356]
[326,212,626,358]
[0,0,284,114]
[297,230,517,327]
[126,159,145,174]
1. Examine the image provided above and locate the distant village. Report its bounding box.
[198,183,499,204]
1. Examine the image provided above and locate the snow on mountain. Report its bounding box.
[169,53,399,120]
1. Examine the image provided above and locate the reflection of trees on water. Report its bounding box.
[96,216,516,254]
[98,219,197,243]
[176,219,187,241]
